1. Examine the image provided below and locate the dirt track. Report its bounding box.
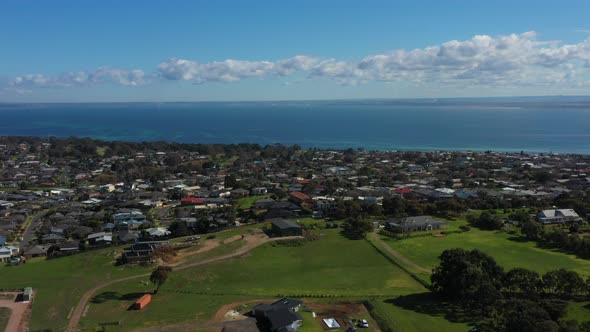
[66,232,299,331]
[0,293,29,332]
[368,231,431,274]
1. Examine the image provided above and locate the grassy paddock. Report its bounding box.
[0,307,11,332]
[370,294,472,332]
[0,246,150,330]
[383,228,590,276]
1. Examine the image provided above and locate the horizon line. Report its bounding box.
[2,94,590,105]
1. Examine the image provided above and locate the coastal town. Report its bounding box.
[1,136,589,258]
[1,136,590,331]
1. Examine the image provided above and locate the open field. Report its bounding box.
[79,229,435,330]
[0,246,150,330]
[8,215,589,332]
[75,227,501,332]
[165,229,424,297]
[566,301,590,323]
[382,227,590,276]
[0,307,11,331]
[370,294,472,332]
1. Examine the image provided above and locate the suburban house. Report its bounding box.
[122,241,168,264]
[289,191,310,203]
[255,198,276,210]
[23,245,49,258]
[252,298,303,332]
[385,216,446,233]
[180,197,205,206]
[251,187,268,195]
[87,232,113,245]
[271,219,303,237]
[537,209,582,224]
[0,245,19,262]
[230,188,249,197]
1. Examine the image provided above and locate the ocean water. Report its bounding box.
[1,98,590,154]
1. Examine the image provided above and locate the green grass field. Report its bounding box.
[80,229,436,330]
[565,301,590,323]
[0,307,11,332]
[9,213,589,332]
[78,227,506,332]
[0,247,150,330]
[383,228,590,276]
[370,295,472,332]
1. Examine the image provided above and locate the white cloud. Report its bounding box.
[155,32,590,87]
[9,67,145,89]
[9,31,590,93]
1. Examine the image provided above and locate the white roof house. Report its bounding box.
[537,209,581,224]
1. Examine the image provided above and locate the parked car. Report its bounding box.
[358,319,369,328]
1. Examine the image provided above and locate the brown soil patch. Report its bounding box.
[0,292,31,332]
[210,299,273,323]
[307,302,373,331]
[171,239,220,264]
[223,235,244,244]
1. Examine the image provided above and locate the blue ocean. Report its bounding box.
[1,97,590,154]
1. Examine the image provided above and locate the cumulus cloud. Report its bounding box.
[355,32,590,86]
[157,55,321,83]
[8,31,590,92]
[8,66,146,89]
[155,32,590,87]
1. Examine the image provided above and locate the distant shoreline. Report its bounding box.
[1,135,588,156]
[1,99,589,154]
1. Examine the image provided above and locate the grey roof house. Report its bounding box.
[252,298,303,332]
[385,216,446,233]
[271,220,303,237]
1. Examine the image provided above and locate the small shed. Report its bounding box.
[133,294,152,310]
[271,219,303,237]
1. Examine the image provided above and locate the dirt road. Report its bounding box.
[368,232,431,274]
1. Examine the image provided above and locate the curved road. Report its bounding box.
[66,234,299,332]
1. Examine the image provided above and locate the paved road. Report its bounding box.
[19,209,48,250]
[368,231,431,274]
[0,293,29,332]
[66,234,300,332]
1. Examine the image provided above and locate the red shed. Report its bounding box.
[133,294,152,310]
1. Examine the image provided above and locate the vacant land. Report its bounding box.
[77,227,498,331]
[0,307,11,331]
[383,228,590,276]
[80,229,431,330]
[0,246,150,330]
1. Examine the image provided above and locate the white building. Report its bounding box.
[537,209,582,224]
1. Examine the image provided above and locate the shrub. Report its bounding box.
[459,225,471,232]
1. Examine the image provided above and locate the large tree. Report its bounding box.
[150,265,172,294]
[503,268,541,298]
[342,218,374,239]
[431,248,504,307]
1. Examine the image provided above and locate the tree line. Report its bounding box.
[431,248,590,331]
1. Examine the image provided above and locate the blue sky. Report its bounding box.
[1,0,590,102]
